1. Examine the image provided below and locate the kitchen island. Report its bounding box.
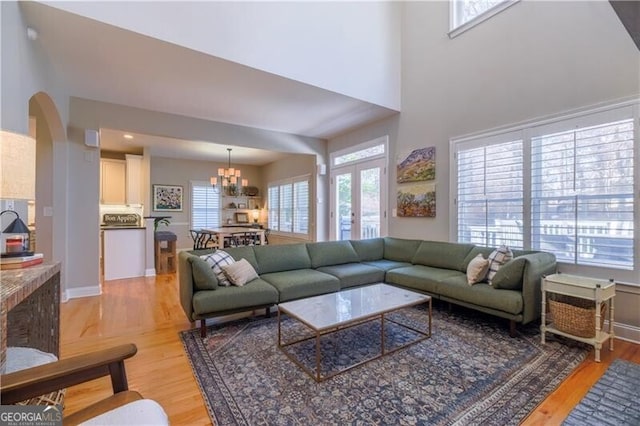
[102,227,146,280]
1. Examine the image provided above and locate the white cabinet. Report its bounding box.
[100,156,143,205]
[100,159,126,204]
[125,154,143,205]
[103,228,146,280]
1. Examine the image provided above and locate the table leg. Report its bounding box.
[316,331,321,382]
[381,313,386,356]
[541,289,546,344]
[609,297,615,351]
[594,342,602,362]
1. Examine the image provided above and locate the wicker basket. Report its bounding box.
[548,295,606,338]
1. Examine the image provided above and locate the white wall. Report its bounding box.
[41,1,402,110]
[331,0,640,242]
[329,1,640,333]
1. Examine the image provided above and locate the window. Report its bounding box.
[452,103,637,279]
[531,119,634,269]
[450,0,519,38]
[268,176,310,237]
[457,137,523,249]
[333,143,385,166]
[191,181,220,228]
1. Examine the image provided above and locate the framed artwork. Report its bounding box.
[397,147,436,183]
[153,184,183,211]
[397,183,436,217]
[235,212,249,223]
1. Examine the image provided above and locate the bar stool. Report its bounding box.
[154,231,177,274]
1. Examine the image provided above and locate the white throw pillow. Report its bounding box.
[221,258,259,287]
[201,250,235,286]
[466,254,489,285]
[486,245,513,283]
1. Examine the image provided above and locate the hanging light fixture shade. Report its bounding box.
[210,148,248,194]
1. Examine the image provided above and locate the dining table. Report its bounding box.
[201,227,266,248]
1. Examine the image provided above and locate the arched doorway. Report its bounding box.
[28,92,67,299]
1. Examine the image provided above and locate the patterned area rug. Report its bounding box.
[180,305,588,426]
[563,359,640,425]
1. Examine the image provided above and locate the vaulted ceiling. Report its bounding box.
[21,2,398,163]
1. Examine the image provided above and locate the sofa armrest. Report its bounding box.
[519,252,557,324]
[1,344,137,404]
[178,251,196,322]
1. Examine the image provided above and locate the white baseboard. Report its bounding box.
[145,268,156,277]
[65,285,101,300]
[606,320,640,344]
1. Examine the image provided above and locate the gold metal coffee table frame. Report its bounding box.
[277,285,432,382]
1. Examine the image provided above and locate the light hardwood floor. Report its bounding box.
[60,273,640,425]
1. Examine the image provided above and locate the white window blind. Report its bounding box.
[452,103,637,278]
[267,176,311,236]
[279,183,293,233]
[191,181,220,228]
[268,186,279,230]
[531,119,634,269]
[294,180,309,234]
[457,139,524,249]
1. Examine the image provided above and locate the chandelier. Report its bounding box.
[210,148,248,193]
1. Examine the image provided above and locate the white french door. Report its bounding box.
[330,158,387,240]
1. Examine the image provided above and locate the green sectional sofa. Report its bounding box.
[178,238,556,337]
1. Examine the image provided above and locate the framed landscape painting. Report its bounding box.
[397,147,436,183]
[397,183,436,217]
[153,184,183,211]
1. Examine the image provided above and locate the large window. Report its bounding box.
[452,103,637,279]
[268,176,310,237]
[457,137,523,249]
[191,181,220,228]
[450,0,519,38]
[531,119,634,269]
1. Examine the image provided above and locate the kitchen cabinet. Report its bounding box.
[125,154,143,205]
[100,159,126,204]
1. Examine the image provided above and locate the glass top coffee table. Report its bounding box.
[277,283,432,382]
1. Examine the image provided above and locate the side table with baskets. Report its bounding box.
[541,273,615,362]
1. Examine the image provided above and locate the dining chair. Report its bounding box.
[190,229,216,250]
[229,231,259,247]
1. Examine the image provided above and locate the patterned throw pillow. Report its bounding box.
[201,250,235,286]
[466,253,490,285]
[486,245,513,284]
[221,258,259,287]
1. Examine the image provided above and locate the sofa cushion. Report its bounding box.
[192,278,278,316]
[222,258,259,287]
[439,275,523,315]
[350,238,384,261]
[254,243,311,274]
[222,246,260,273]
[462,246,495,271]
[317,263,385,288]
[189,256,218,290]
[201,250,235,287]
[383,237,422,262]
[486,245,514,283]
[491,257,527,290]
[363,259,411,272]
[412,241,474,272]
[307,240,359,268]
[466,254,489,285]
[386,265,462,295]
[260,269,340,302]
